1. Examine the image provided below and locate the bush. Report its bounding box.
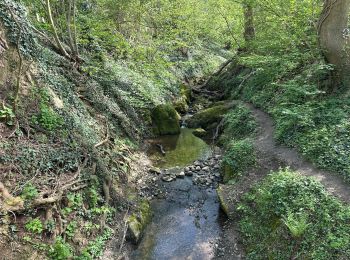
[238,169,350,259]
[49,237,73,260]
[222,138,256,182]
[220,104,257,143]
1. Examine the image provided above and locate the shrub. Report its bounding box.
[238,169,350,259]
[25,218,43,234]
[222,138,256,182]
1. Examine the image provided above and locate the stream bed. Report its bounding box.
[131,128,225,260]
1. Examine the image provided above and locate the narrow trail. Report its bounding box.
[242,101,350,202]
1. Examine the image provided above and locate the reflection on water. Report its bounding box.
[147,128,211,168]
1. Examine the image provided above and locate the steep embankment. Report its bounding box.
[0,2,231,259]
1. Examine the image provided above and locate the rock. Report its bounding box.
[192,128,207,138]
[151,104,181,135]
[176,171,185,178]
[149,167,162,175]
[194,160,201,166]
[184,167,190,172]
[162,175,175,182]
[202,166,210,172]
[187,103,234,129]
[174,96,189,114]
[185,171,193,176]
[127,201,152,244]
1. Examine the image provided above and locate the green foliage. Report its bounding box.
[222,138,256,182]
[220,104,257,143]
[79,228,113,259]
[31,88,64,132]
[25,218,44,234]
[21,183,38,200]
[65,221,77,239]
[48,237,73,260]
[0,105,15,125]
[238,169,350,259]
[283,211,310,239]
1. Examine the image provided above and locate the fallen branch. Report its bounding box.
[156,144,166,155]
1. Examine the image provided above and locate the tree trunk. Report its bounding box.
[243,2,255,45]
[318,0,350,87]
[46,0,70,58]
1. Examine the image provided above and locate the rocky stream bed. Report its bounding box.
[129,127,242,260]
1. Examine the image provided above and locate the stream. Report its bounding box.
[131,128,227,260]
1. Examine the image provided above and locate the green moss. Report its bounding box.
[179,84,191,101]
[151,104,181,135]
[192,128,207,138]
[127,200,152,244]
[217,185,229,216]
[174,96,189,114]
[187,103,233,129]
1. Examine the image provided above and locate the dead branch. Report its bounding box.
[156,144,166,155]
[94,120,110,148]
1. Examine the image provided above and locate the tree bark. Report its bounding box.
[318,0,350,87]
[46,0,70,58]
[243,1,255,45]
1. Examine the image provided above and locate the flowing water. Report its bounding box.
[131,128,224,260]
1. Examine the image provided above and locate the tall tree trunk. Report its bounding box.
[243,2,255,45]
[46,0,70,58]
[318,0,350,87]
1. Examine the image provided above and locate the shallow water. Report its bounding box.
[132,129,223,260]
[147,128,212,168]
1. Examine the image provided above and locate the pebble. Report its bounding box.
[176,171,185,178]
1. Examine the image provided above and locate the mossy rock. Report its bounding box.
[187,102,233,129]
[174,96,189,114]
[151,104,181,135]
[217,185,235,218]
[180,84,192,101]
[127,200,152,244]
[192,128,207,138]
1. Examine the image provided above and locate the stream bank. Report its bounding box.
[129,125,242,259]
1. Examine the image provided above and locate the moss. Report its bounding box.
[127,200,152,244]
[174,96,189,114]
[192,128,207,138]
[180,84,191,101]
[187,102,233,129]
[151,104,181,135]
[217,185,229,215]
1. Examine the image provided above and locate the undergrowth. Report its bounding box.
[238,169,350,259]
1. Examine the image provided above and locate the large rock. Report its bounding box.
[187,102,234,129]
[173,84,191,114]
[192,128,207,138]
[127,200,152,244]
[217,185,235,218]
[151,104,181,135]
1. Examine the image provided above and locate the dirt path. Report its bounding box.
[242,101,350,202]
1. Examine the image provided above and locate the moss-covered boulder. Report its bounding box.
[127,200,152,244]
[174,96,189,114]
[217,184,235,218]
[180,83,192,101]
[152,104,181,135]
[192,128,207,138]
[187,102,233,129]
[173,84,192,114]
